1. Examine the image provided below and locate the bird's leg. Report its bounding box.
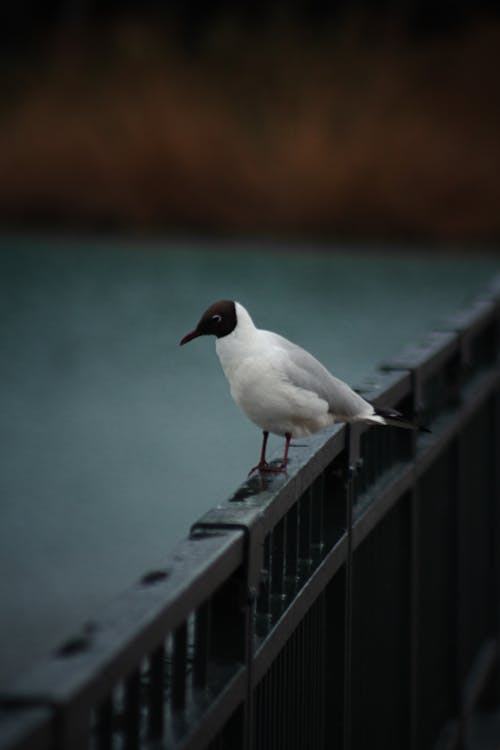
[279,432,292,470]
[258,430,269,467]
[248,431,270,475]
[248,431,292,475]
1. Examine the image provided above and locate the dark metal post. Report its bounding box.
[343,467,354,750]
[343,423,359,750]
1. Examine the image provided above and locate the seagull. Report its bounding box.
[180,300,426,474]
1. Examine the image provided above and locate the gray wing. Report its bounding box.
[270,333,371,419]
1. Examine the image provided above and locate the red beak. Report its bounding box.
[180,329,202,346]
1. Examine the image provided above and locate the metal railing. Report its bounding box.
[1,276,499,750]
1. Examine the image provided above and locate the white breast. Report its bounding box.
[216,322,335,438]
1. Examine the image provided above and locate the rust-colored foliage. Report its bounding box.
[1,18,499,240]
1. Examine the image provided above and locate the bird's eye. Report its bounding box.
[212,314,222,323]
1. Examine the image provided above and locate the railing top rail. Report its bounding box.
[2,528,244,704]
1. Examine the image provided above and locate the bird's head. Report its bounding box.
[180,300,237,345]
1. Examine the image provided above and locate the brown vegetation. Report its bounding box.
[1,17,499,240]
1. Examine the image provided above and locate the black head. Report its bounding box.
[180,300,237,345]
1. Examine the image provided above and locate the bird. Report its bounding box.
[180,300,427,474]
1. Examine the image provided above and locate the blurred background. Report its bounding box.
[1,0,499,242]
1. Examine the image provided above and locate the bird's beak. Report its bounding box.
[180,329,202,346]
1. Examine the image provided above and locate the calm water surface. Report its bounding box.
[0,236,498,684]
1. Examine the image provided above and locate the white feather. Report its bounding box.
[216,302,377,438]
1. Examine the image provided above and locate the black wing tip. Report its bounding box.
[375,406,431,433]
[374,406,402,419]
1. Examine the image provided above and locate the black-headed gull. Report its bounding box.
[180,300,425,474]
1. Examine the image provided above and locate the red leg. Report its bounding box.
[248,431,292,475]
[258,430,269,467]
[280,432,292,470]
[248,431,269,475]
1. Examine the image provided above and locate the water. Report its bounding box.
[0,235,498,684]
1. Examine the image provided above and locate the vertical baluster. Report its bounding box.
[377,427,388,476]
[278,644,286,749]
[148,643,165,739]
[374,423,383,484]
[311,473,325,558]
[210,574,246,663]
[257,533,272,623]
[323,458,347,547]
[172,622,187,712]
[385,423,394,472]
[366,432,372,493]
[358,432,367,495]
[124,669,141,750]
[193,601,210,689]
[343,460,354,750]
[298,491,312,575]
[271,518,286,606]
[390,422,397,472]
[269,651,277,750]
[285,503,299,596]
[95,695,113,750]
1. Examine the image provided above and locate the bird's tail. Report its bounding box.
[370,406,431,433]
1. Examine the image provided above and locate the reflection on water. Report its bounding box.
[0,235,498,683]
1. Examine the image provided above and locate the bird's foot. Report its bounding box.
[248,461,288,476]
